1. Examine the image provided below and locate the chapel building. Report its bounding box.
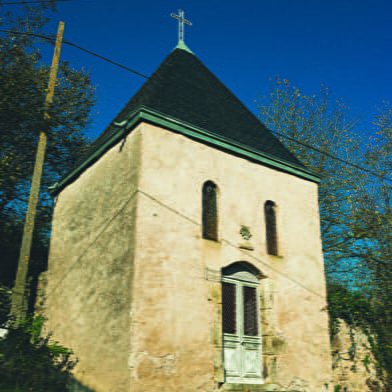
[41,38,333,392]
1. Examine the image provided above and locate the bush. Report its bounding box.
[0,313,78,392]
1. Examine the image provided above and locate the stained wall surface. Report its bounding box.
[43,121,332,392]
[129,123,332,391]
[43,126,142,392]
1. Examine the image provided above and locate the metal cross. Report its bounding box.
[171,9,192,43]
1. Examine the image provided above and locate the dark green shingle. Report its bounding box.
[96,46,305,169]
[50,46,312,195]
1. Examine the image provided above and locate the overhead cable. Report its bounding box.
[0,28,390,182]
[0,29,149,79]
[270,129,392,182]
[0,0,78,5]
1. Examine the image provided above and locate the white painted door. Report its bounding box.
[222,273,262,384]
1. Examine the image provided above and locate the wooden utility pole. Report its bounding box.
[10,21,65,324]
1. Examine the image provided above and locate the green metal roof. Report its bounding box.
[48,45,320,196]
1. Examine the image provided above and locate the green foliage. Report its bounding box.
[0,2,96,223]
[0,314,78,392]
[256,76,368,288]
[327,281,374,333]
[0,5,96,389]
[364,354,370,373]
[0,2,97,315]
[257,77,392,388]
[0,285,12,327]
[327,281,392,387]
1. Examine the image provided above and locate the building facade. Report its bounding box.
[42,43,333,392]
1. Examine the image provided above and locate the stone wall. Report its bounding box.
[332,318,384,392]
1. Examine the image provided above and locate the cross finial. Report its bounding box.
[171,9,192,44]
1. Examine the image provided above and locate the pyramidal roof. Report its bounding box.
[49,45,319,196]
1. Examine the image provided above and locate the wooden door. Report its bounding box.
[222,269,262,384]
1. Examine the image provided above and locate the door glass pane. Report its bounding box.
[222,282,236,334]
[243,286,258,336]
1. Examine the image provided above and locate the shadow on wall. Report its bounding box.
[67,376,97,392]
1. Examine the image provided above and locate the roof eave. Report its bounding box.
[48,107,321,196]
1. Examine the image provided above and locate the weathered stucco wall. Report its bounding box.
[128,123,332,391]
[43,126,142,392]
[43,120,332,392]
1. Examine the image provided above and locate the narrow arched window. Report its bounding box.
[202,181,218,241]
[265,201,278,255]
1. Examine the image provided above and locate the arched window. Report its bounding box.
[264,200,278,255]
[202,181,218,241]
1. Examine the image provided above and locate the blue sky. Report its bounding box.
[33,0,391,142]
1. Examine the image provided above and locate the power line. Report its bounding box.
[0,28,385,343]
[63,39,149,79]
[0,29,390,182]
[39,188,374,370]
[43,189,139,302]
[43,189,326,304]
[0,0,78,5]
[138,189,325,299]
[4,187,378,375]
[0,29,149,79]
[270,128,392,183]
